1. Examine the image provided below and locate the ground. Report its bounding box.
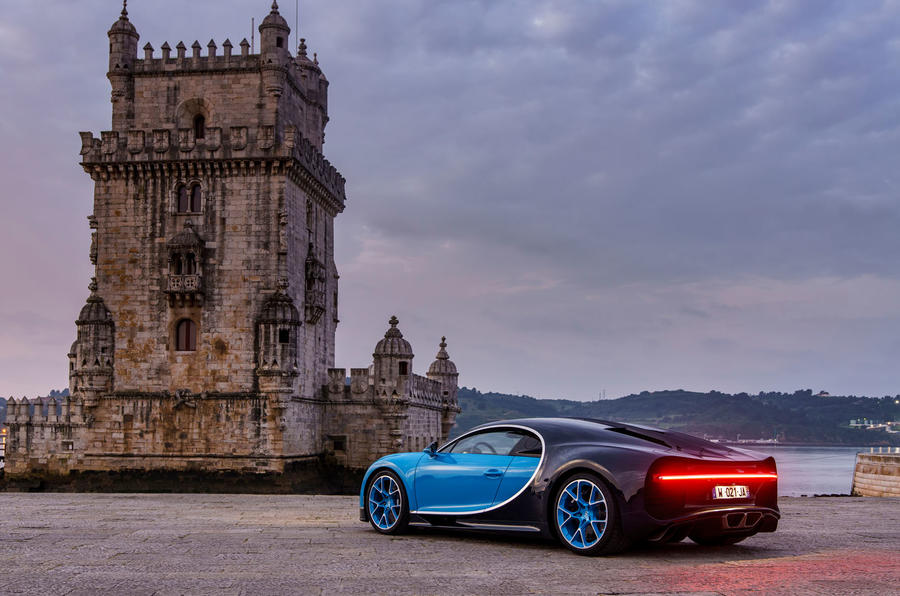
[0,495,897,595]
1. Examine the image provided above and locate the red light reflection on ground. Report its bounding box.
[656,549,899,594]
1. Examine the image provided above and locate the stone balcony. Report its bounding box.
[165,274,204,306]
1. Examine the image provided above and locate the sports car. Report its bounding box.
[359,418,779,555]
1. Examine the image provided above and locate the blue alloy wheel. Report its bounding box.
[367,472,408,534]
[556,477,609,551]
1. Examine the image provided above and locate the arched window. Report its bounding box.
[176,185,189,213]
[185,253,196,274]
[189,185,202,212]
[173,256,183,275]
[175,319,197,351]
[193,114,206,139]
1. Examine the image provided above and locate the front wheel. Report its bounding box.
[553,473,627,556]
[365,470,409,535]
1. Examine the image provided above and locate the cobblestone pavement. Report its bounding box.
[0,494,897,595]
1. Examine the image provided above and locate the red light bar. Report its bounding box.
[656,473,777,481]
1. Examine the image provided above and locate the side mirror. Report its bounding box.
[424,441,438,457]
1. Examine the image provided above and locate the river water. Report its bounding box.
[745,445,866,496]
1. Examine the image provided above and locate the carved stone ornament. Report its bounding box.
[259,126,275,150]
[127,130,145,154]
[204,127,221,151]
[101,131,118,154]
[178,128,195,152]
[153,129,170,153]
[230,126,247,150]
[351,375,368,395]
[173,388,197,409]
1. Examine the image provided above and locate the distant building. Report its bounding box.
[3,3,459,484]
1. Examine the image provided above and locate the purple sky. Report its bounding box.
[2,1,900,400]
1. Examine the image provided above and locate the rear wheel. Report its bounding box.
[553,473,627,556]
[365,470,409,535]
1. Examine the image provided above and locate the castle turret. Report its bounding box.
[372,316,413,399]
[256,282,302,404]
[427,337,459,401]
[427,337,461,442]
[259,1,291,97]
[69,279,115,407]
[107,1,139,128]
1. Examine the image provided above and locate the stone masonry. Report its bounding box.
[3,2,459,483]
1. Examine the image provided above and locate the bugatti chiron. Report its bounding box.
[359,418,779,555]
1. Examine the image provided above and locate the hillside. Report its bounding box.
[4,388,898,446]
[452,388,900,445]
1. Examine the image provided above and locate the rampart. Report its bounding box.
[852,451,900,497]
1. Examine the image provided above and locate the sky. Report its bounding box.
[1,0,899,400]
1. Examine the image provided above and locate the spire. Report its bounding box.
[385,315,402,338]
[298,38,308,57]
[271,1,280,13]
[121,0,128,19]
[435,337,449,360]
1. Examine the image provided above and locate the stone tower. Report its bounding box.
[2,3,460,484]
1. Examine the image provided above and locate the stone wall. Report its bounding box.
[851,452,900,497]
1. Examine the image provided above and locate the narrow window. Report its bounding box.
[278,328,290,344]
[193,114,206,139]
[190,185,202,212]
[398,361,409,375]
[276,37,284,48]
[174,255,183,275]
[177,185,189,213]
[175,319,197,351]
[185,253,196,274]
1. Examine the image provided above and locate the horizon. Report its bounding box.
[2,1,899,399]
[3,385,898,402]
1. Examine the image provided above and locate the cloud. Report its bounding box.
[1,1,899,399]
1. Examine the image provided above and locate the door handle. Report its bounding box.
[484,469,504,478]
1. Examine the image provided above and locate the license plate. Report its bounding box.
[713,485,749,499]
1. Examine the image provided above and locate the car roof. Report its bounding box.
[465,417,741,457]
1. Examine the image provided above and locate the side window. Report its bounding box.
[448,430,529,456]
[175,319,197,351]
[189,184,202,212]
[510,432,542,457]
[176,185,189,213]
[193,114,206,139]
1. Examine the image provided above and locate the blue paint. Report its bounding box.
[414,453,513,513]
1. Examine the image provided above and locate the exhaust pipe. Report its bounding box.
[722,512,762,530]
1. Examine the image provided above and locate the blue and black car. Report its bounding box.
[360,417,779,555]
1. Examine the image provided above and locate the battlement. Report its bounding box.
[409,374,445,408]
[4,396,88,427]
[137,38,254,70]
[78,125,346,207]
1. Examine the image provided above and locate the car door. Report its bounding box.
[491,431,543,507]
[413,429,524,514]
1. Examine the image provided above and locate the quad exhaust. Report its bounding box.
[722,511,762,530]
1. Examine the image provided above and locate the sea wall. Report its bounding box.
[851,451,900,497]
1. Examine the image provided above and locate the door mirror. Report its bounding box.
[424,441,438,457]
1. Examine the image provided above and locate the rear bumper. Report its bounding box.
[646,506,780,542]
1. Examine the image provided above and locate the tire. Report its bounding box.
[552,473,627,556]
[689,532,751,546]
[365,470,409,535]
